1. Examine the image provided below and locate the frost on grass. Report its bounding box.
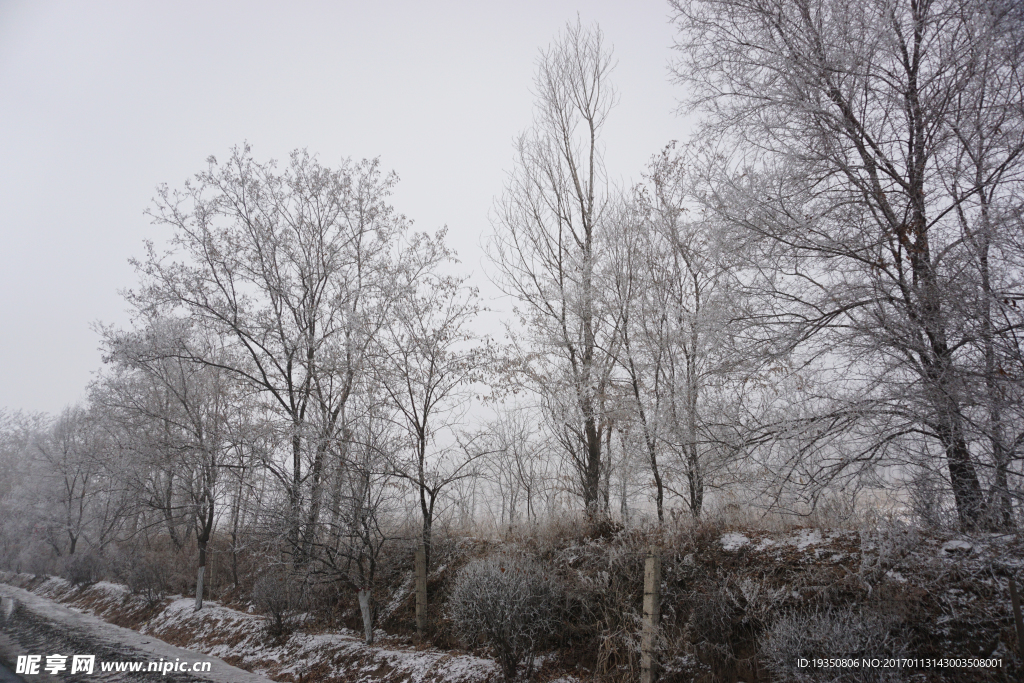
[762,606,906,682]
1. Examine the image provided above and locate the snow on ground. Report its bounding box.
[140,597,498,683]
[726,528,849,555]
[376,571,412,624]
[265,632,497,683]
[941,539,974,555]
[0,582,271,683]
[0,574,499,683]
[791,528,823,550]
[720,532,750,551]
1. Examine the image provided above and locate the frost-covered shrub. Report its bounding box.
[251,569,306,636]
[688,584,738,646]
[761,606,905,682]
[62,551,103,586]
[448,553,560,682]
[110,549,171,602]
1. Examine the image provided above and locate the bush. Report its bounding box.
[251,569,306,637]
[109,549,172,602]
[448,553,560,682]
[62,551,103,586]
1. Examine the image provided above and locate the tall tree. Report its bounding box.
[489,19,619,513]
[379,230,483,569]
[35,407,100,557]
[314,385,399,645]
[941,0,1024,526]
[480,407,548,528]
[0,411,51,568]
[609,147,754,520]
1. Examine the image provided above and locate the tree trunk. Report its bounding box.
[301,440,328,562]
[636,402,664,524]
[627,356,665,524]
[415,543,427,639]
[583,416,603,514]
[418,435,435,570]
[938,420,988,531]
[526,484,533,524]
[619,431,630,525]
[687,443,703,518]
[195,493,215,610]
[922,342,987,530]
[975,202,1015,530]
[602,423,613,514]
[357,590,374,645]
[195,543,206,610]
[421,511,433,574]
[289,430,303,563]
[229,479,242,589]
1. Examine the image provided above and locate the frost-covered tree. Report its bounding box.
[670,0,1024,528]
[489,19,619,513]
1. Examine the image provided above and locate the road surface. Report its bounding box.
[0,587,272,683]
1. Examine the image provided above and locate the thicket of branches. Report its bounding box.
[0,0,1021,655]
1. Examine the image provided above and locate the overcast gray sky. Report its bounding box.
[0,0,686,415]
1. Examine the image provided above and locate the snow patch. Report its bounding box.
[791,529,823,550]
[3,574,506,683]
[720,532,750,551]
[91,581,129,597]
[941,540,973,555]
[378,571,413,623]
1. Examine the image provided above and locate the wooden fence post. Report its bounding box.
[415,542,427,639]
[641,545,661,683]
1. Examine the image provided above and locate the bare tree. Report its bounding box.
[605,146,758,520]
[606,203,669,521]
[92,369,194,551]
[941,2,1024,526]
[314,388,399,645]
[100,319,241,609]
[132,145,407,559]
[480,407,548,528]
[0,411,49,569]
[35,407,100,557]
[489,19,619,513]
[671,0,1024,529]
[378,230,484,569]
